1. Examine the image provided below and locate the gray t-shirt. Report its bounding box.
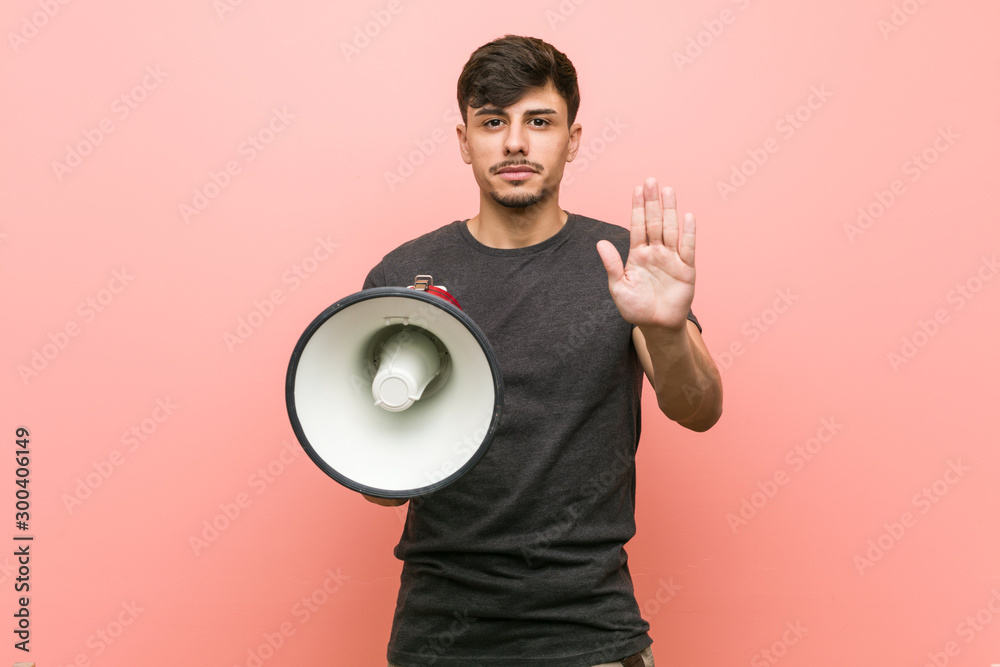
[363,212,700,666]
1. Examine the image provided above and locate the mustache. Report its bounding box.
[489,160,544,175]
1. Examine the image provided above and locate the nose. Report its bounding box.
[503,122,527,155]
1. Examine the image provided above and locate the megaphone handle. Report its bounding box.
[409,275,462,310]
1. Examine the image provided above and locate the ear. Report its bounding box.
[565,122,582,163]
[456,123,471,165]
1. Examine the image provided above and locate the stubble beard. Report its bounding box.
[489,184,551,209]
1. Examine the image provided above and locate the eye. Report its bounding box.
[484,119,503,128]
[529,118,550,127]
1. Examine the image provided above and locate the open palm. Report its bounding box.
[596,177,696,332]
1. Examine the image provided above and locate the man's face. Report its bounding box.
[458,81,581,210]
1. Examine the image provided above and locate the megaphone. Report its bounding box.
[286,275,503,499]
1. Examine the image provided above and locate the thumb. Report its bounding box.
[596,240,624,284]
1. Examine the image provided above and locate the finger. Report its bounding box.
[596,240,625,284]
[661,185,679,253]
[363,494,408,506]
[643,177,663,246]
[629,185,645,251]
[678,212,696,267]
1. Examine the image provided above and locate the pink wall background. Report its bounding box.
[3,0,999,665]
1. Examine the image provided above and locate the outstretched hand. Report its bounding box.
[596,177,696,332]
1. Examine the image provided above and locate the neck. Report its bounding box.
[466,195,568,249]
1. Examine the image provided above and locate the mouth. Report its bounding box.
[495,166,538,181]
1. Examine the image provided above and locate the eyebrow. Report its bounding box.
[473,107,560,118]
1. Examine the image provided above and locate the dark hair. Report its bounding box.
[457,35,580,127]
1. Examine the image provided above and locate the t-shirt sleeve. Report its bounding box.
[362,261,386,290]
[687,309,702,333]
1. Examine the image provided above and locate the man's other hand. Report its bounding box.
[363,494,408,507]
[596,176,696,332]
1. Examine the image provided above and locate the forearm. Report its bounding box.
[639,322,723,431]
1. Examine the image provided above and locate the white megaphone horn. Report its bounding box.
[286,275,503,499]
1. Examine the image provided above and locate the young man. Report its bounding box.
[363,35,723,667]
